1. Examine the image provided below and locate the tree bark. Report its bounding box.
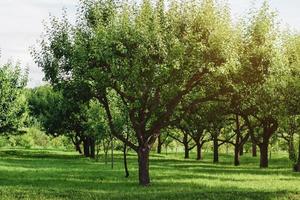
[157,135,162,154]
[239,144,244,156]
[83,137,90,157]
[252,143,257,157]
[196,142,202,160]
[90,137,95,159]
[294,134,300,172]
[298,134,300,164]
[234,145,240,166]
[111,135,114,169]
[75,142,82,154]
[288,138,296,161]
[183,134,189,159]
[259,143,269,168]
[138,147,150,186]
[213,137,219,163]
[123,142,129,178]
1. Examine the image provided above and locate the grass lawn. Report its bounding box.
[0,148,299,200]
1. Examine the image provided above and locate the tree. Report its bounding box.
[176,104,212,160]
[0,62,27,136]
[230,3,285,168]
[227,115,249,166]
[33,0,239,185]
[169,127,195,159]
[28,85,101,158]
[282,34,300,171]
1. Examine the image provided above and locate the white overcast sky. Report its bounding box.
[0,0,300,88]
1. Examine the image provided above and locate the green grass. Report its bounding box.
[0,149,299,200]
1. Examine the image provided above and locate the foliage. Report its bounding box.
[0,62,28,136]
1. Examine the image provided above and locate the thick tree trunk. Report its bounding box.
[184,144,189,159]
[157,135,162,154]
[213,138,219,163]
[239,145,244,156]
[196,143,202,160]
[234,144,240,166]
[138,147,150,186]
[252,143,257,157]
[123,142,129,178]
[259,143,269,168]
[90,137,95,159]
[83,137,90,157]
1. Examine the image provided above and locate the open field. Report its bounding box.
[0,149,299,200]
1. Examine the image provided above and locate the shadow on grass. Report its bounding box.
[0,149,299,200]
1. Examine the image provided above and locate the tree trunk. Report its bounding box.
[252,143,257,157]
[298,134,300,164]
[239,144,244,156]
[123,142,129,178]
[104,150,108,165]
[138,147,150,186]
[83,137,90,157]
[75,142,82,154]
[183,134,189,159]
[111,135,114,169]
[213,137,219,163]
[90,137,95,159]
[196,142,202,160]
[184,144,189,159]
[294,135,300,172]
[288,139,296,162]
[259,143,269,168]
[234,144,240,166]
[157,135,162,154]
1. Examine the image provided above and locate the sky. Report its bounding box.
[0,0,299,88]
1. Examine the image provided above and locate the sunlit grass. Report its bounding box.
[0,149,299,200]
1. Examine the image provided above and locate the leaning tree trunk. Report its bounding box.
[196,142,202,160]
[157,135,162,154]
[259,143,269,168]
[213,137,219,163]
[138,146,150,186]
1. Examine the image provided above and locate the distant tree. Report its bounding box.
[0,62,27,136]
[206,103,231,163]
[169,127,195,159]
[230,3,286,168]
[282,34,300,171]
[28,85,103,158]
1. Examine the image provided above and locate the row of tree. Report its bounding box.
[1,0,300,186]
